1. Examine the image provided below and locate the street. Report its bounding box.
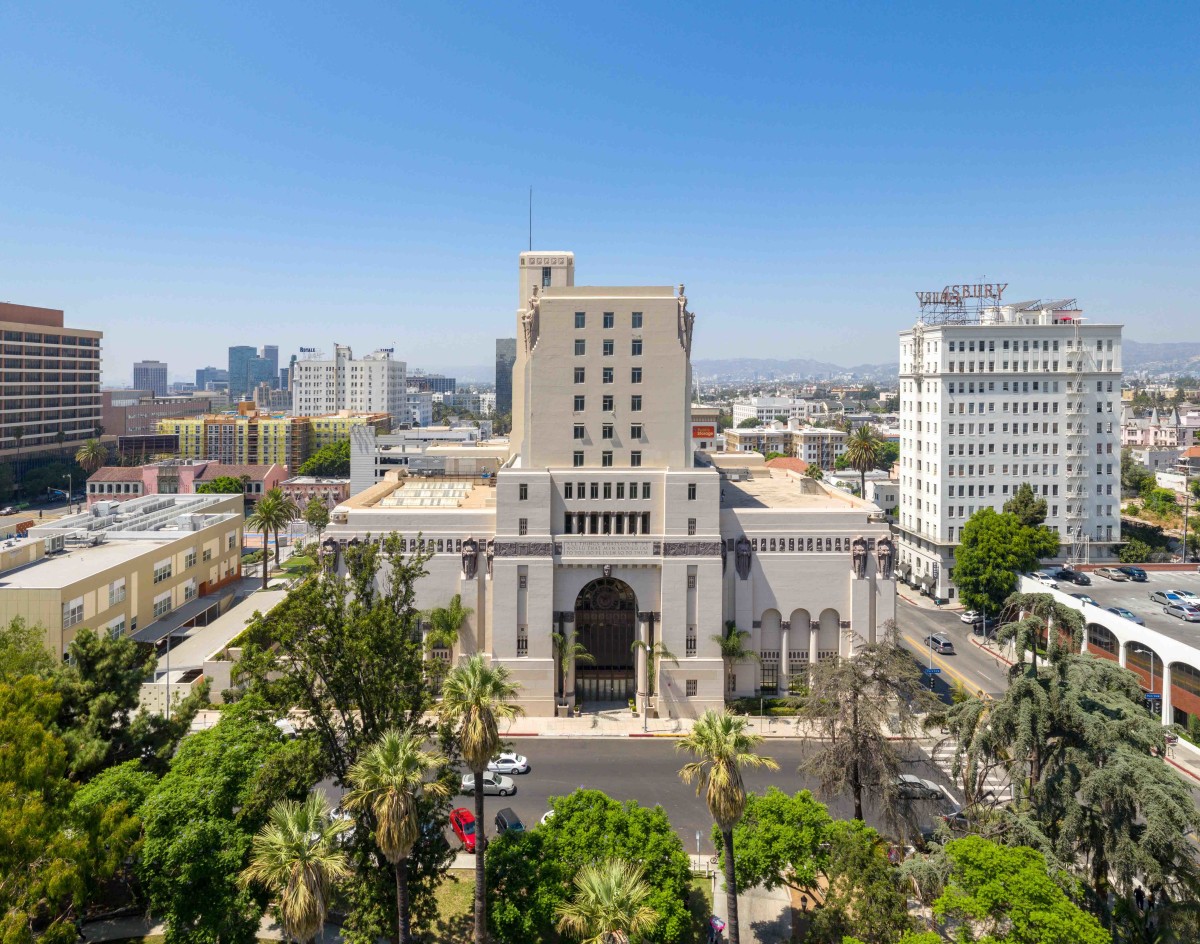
[893,597,1010,699]
[447,738,953,855]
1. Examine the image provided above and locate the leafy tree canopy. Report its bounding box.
[1118,537,1154,564]
[486,789,693,944]
[297,439,351,476]
[953,509,1059,615]
[713,787,831,894]
[1003,482,1048,527]
[196,475,247,495]
[0,615,56,682]
[1120,448,1155,497]
[302,496,331,535]
[736,417,761,428]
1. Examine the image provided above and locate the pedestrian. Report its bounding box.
[1135,886,1146,912]
[1148,890,1156,911]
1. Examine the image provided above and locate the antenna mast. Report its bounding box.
[528,186,532,250]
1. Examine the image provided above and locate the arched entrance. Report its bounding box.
[574,577,637,703]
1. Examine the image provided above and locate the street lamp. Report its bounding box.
[63,474,72,512]
[1133,646,1157,714]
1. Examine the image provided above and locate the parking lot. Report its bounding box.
[1070,569,1200,647]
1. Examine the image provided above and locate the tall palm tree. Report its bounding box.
[54,428,66,457]
[630,639,679,701]
[677,709,778,944]
[440,655,523,944]
[75,438,108,475]
[711,621,760,700]
[551,631,595,703]
[241,794,352,944]
[425,594,473,654]
[554,857,659,944]
[343,728,450,944]
[246,496,282,590]
[11,426,24,487]
[845,425,881,499]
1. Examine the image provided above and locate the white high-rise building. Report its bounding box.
[291,345,407,426]
[896,297,1123,601]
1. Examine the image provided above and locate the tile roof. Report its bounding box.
[193,463,282,481]
[87,467,143,482]
[765,457,810,474]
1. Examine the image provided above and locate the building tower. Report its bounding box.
[133,360,168,397]
[495,337,516,418]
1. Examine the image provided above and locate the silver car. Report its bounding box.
[1164,603,1200,623]
[461,771,516,796]
[1150,590,1183,606]
[894,774,942,800]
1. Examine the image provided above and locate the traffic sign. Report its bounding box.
[922,667,942,675]
[1145,693,1162,701]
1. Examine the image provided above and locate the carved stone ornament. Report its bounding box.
[461,535,478,579]
[485,539,495,576]
[677,284,696,358]
[721,542,728,574]
[492,541,555,558]
[735,535,753,580]
[851,535,869,579]
[662,541,722,557]
[875,534,895,580]
[602,563,613,578]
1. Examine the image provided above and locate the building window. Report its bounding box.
[590,483,599,499]
[602,424,614,440]
[616,482,625,499]
[153,562,173,584]
[687,518,697,535]
[686,626,697,657]
[603,339,614,356]
[517,625,528,655]
[153,595,172,619]
[575,339,586,356]
[202,548,212,562]
[603,367,614,384]
[602,395,614,411]
[573,451,584,467]
[602,451,613,467]
[519,483,529,500]
[63,598,84,629]
[631,395,642,411]
[642,511,651,532]
[631,367,643,384]
[574,395,585,411]
[564,483,573,499]
[574,368,586,384]
[631,339,643,356]
[108,579,126,607]
[107,619,126,640]
[184,582,197,602]
[519,518,528,536]
[687,483,697,500]
[632,312,643,328]
[642,483,651,499]
[603,312,614,329]
[575,312,586,329]
[631,451,642,467]
[686,679,698,697]
[543,267,552,287]
[184,551,197,569]
[630,424,642,439]
[574,424,586,440]
[603,482,613,499]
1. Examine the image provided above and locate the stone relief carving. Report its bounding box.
[875,535,895,580]
[461,536,478,579]
[602,563,613,578]
[485,539,494,576]
[662,541,723,557]
[492,541,555,558]
[521,285,541,351]
[735,535,752,580]
[851,535,868,579]
[677,283,696,357]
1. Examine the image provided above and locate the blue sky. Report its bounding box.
[1,2,1196,382]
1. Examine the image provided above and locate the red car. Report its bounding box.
[449,807,478,852]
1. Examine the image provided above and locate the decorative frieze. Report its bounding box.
[662,541,722,557]
[493,542,555,558]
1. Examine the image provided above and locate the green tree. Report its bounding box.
[805,819,914,944]
[197,475,249,495]
[241,794,352,944]
[932,836,1107,944]
[1118,537,1155,563]
[486,789,693,944]
[440,654,524,944]
[344,728,451,944]
[74,437,109,475]
[630,638,678,702]
[297,439,351,476]
[0,614,56,681]
[138,698,309,944]
[875,439,899,471]
[714,787,831,895]
[551,630,595,703]
[1121,448,1155,497]
[677,709,778,944]
[246,487,299,585]
[555,858,659,944]
[1003,482,1048,527]
[952,508,1059,615]
[425,593,473,653]
[802,623,934,824]
[736,417,760,428]
[845,425,881,499]
[711,621,759,699]
[833,452,851,471]
[302,496,330,541]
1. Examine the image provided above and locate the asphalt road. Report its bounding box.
[893,598,1010,699]
[450,738,953,854]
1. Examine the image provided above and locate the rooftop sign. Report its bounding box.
[915,283,1007,310]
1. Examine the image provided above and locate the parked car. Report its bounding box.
[487,751,530,774]
[539,809,555,826]
[0,506,15,516]
[894,774,942,800]
[1095,567,1128,581]
[1118,566,1148,582]
[449,807,478,852]
[960,610,981,624]
[923,634,955,654]
[494,807,526,835]
[1031,571,1059,588]
[1172,589,1200,603]
[1054,567,1091,586]
[1164,603,1200,623]
[1106,606,1146,626]
[460,771,515,796]
[1150,590,1184,606]
[1070,593,1098,606]
[972,617,1001,637]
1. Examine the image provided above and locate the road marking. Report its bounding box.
[902,632,984,694]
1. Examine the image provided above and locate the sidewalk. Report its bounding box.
[897,582,963,612]
[1166,733,1200,785]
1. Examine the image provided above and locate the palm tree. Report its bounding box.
[11,426,24,486]
[554,857,659,944]
[343,728,450,944]
[425,594,473,653]
[240,794,351,944]
[54,429,66,457]
[711,621,759,700]
[75,438,108,475]
[551,630,595,703]
[677,709,778,944]
[630,639,679,709]
[246,498,281,591]
[845,425,881,499]
[247,488,300,585]
[440,655,523,944]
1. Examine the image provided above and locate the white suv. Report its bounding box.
[1031,571,1059,589]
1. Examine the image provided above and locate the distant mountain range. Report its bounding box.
[1123,341,1200,376]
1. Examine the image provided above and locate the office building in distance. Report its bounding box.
[133,360,169,397]
[291,345,408,427]
[897,295,1123,600]
[495,337,516,416]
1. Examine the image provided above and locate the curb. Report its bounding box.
[629,732,684,738]
[970,634,1015,667]
[1166,755,1200,784]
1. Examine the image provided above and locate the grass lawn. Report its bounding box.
[421,870,475,942]
[282,554,315,572]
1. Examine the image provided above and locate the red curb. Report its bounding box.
[1166,756,1200,784]
[504,732,540,737]
[970,634,1014,667]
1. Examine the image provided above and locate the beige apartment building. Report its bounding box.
[0,494,244,658]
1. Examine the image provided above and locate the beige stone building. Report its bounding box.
[0,494,244,658]
[325,251,895,718]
